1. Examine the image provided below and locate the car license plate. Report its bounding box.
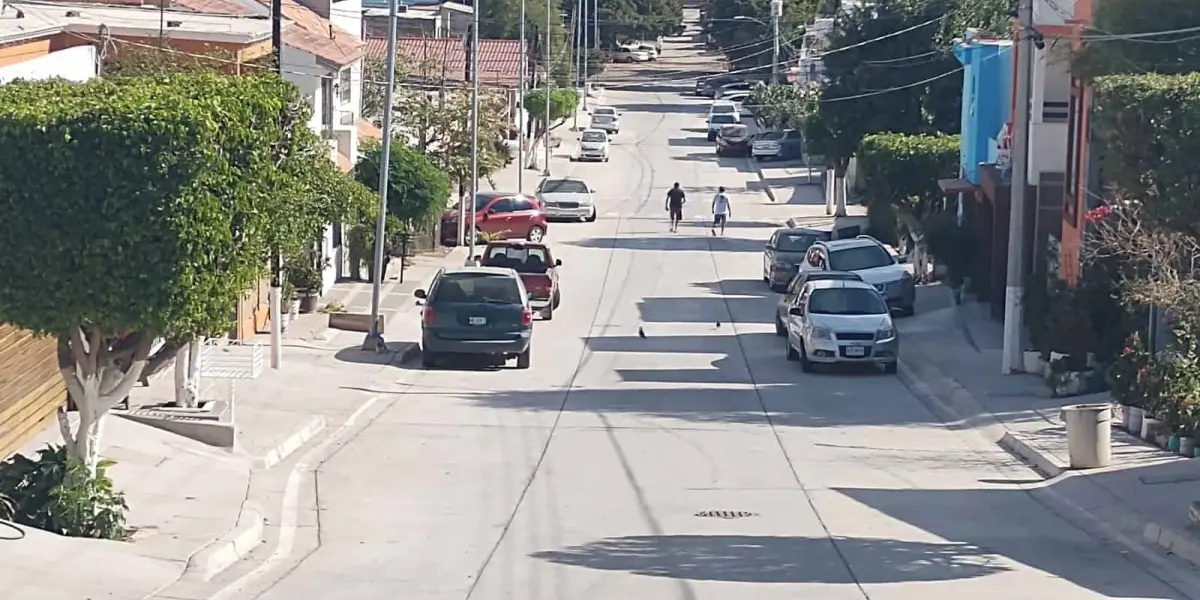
[846,346,866,357]
[469,316,487,326]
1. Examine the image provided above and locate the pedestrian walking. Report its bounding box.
[666,182,686,232]
[711,186,731,236]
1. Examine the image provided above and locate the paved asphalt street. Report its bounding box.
[216,16,1200,600]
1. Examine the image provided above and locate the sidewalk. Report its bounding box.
[3,246,469,600]
[898,290,1200,569]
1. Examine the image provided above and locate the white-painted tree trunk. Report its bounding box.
[57,355,149,475]
[173,338,203,408]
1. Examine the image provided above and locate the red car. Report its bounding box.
[477,240,562,319]
[441,192,549,246]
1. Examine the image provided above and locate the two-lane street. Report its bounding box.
[226,18,1200,600]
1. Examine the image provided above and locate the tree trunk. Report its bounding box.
[173,338,203,408]
[896,208,928,283]
[527,125,545,169]
[833,160,849,217]
[57,330,153,475]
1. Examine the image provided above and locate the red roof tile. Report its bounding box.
[365,37,522,88]
[172,0,364,66]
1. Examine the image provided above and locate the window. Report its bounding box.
[709,114,737,124]
[776,232,822,252]
[432,273,523,304]
[338,68,352,104]
[581,132,607,143]
[808,288,888,315]
[488,198,516,214]
[510,197,535,211]
[541,179,589,193]
[827,245,893,271]
[486,246,550,273]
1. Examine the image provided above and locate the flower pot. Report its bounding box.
[1022,351,1045,375]
[1180,436,1195,457]
[290,300,301,317]
[1142,417,1163,442]
[279,310,291,332]
[1045,352,1067,379]
[1128,406,1144,433]
[298,292,319,314]
[1193,445,1200,459]
[1169,434,1182,453]
[1156,432,1171,449]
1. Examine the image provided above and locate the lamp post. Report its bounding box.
[731,13,783,83]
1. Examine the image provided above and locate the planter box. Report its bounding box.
[327,312,385,333]
[1023,351,1046,375]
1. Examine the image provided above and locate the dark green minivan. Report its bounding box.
[416,267,534,369]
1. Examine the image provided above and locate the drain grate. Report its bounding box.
[694,510,758,519]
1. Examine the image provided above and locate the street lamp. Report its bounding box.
[732,7,783,84]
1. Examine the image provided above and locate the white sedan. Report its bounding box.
[574,129,610,162]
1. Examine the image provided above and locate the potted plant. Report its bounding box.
[287,260,323,314]
[1023,272,1053,374]
[1107,332,1150,432]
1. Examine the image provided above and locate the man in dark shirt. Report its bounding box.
[666,182,686,232]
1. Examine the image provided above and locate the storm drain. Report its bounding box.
[694,510,758,519]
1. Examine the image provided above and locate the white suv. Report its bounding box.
[797,235,916,316]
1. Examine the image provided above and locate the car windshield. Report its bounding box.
[776,232,822,252]
[484,246,551,273]
[710,114,737,124]
[710,105,736,115]
[432,273,523,304]
[594,107,616,116]
[808,288,888,316]
[828,245,895,271]
[581,132,607,142]
[592,115,614,123]
[758,131,786,141]
[540,179,589,194]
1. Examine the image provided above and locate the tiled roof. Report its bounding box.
[356,118,381,140]
[365,36,522,88]
[172,0,364,66]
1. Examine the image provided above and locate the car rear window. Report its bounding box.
[593,115,614,123]
[758,131,786,141]
[828,245,895,271]
[710,105,736,115]
[432,273,523,304]
[485,246,550,273]
[710,114,737,124]
[776,232,823,252]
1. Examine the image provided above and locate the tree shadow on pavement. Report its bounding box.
[531,534,1006,583]
[566,235,764,253]
[834,484,1193,598]
[620,103,709,115]
[667,137,714,148]
[638,297,773,324]
[672,152,756,173]
[691,278,773,298]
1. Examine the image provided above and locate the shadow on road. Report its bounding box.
[667,137,713,148]
[672,152,755,173]
[566,235,765,253]
[531,534,1007,583]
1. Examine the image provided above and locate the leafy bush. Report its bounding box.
[1107,332,1151,407]
[923,210,977,287]
[0,444,127,540]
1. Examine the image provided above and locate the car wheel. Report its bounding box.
[585,207,597,222]
[798,342,814,372]
[516,348,532,369]
[527,226,546,242]
[420,349,438,369]
[883,361,898,374]
[774,315,786,337]
[785,337,799,361]
[552,289,561,308]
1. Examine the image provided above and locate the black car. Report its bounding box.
[762,227,834,291]
[716,124,752,157]
[416,267,534,369]
[696,75,743,97]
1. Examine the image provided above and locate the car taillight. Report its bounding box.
[520,308,533,326]
[423,307,436,324]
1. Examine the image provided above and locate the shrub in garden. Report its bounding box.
[0,445,126,540]
[1107,332,1151,407]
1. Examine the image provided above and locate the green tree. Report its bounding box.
[705,0,814,72]
[1074,0,1200,78]
[857,132,960,278]
[0,74,323,472]
[748,83,813,129]
[588,0,682,47]
[523,87,581,169]
[394,89,510,195]
[1091,74,1200,236]
[355,139,452,231]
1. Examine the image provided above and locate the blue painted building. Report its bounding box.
[954,36,1013,185]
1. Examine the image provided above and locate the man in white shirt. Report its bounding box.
[711,186,731,236]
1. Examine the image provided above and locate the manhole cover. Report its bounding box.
[694,510,758,519]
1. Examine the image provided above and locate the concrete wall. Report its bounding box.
[0,45,95,83]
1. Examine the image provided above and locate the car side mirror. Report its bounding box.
[788,307,803,316]
[765,243,774,250]
[414,289,427,299]
[482,213,490,221]
[473,255,482,262]
[555,259,563,266]
[896,255,909,264]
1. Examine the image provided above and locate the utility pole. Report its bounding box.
[468,10,480,259]
[572,1,580,130]
[362,0,401,353]
[592,0,599,59]
[1001,0,1034,374]
[770,0,782,84]
[517,0,526,193]
[543,0,551,177]
[269,0,283,368]
[581,0,588,110]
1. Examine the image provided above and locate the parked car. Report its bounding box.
[775,270,862,336]
[723,91,753,115]
[752,129,804,161]
[707,100,740,122]
[783,278,899,373]
[611,47,650,63]
[535,176,597,222]
[440,192,548,246]
[761,227,834,291]
[632,43,659,60]
[797,236,916,316]
[477,240,562,320]
[574,128,610,162]
[706,113,740,141]
[715,124,752,157]
[696,75,743,97]
[591,105,620,118]
[715,81,753,99]
[415,267,534,369]
[590,113,619,134]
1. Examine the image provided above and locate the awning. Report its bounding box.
[938,177,977,195]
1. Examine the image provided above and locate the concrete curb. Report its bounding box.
[752,162,777,203]
[183,500,265,581]
[254,416,327,470]
[896,354,1200,570]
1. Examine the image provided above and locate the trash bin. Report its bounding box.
[1060,403,1113,469]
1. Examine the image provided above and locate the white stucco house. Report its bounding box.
[175,0,366,294]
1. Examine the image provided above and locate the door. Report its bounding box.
[508,196,538,236]
[481,197,516,238]
[787,288,810,347]
[764,232,778,276]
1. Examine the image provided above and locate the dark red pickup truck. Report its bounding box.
[478,241,562,319]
